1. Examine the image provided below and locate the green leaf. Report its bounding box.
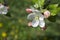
[48,16,56,22]
[32,0,37,3]
[47,4,58,10]
[39,0,45,7]
[34,3,39,8]
[50,9,58,16]
[47,4,59,16]
[57,7,60,13]
[32,0,45,8]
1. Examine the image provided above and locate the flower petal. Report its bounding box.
[39,14,44,21]
[27,13,35,20]
[2,11,7,14]
[39,20,45,28]
[30,6,40,13]
[32,19,39,27]
[0,6,8,14]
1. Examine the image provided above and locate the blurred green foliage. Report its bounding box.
[0,0,60,40]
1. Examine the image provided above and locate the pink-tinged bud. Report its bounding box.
[44,10,50,18]
[28,22,32,26]
[26,8,32,13]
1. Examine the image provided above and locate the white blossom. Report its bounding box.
[0,4,8,14]
[27,8,45,27]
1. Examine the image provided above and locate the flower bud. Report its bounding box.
[26,8,32,13]
[44,10,50,18]
[28,22,32,26]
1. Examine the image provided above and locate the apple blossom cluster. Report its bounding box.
[26,7,50,30]
[0,3,9,14]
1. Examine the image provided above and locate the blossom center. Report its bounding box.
[35,16,39,20]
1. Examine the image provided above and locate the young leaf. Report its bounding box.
[48,16,57,22]
[47,4,58,10]
[32,0,45,8]
[57,7,60,13]
[32,0,37,3]
[47,4,59,16]
[50,9,58,16]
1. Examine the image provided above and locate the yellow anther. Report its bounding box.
[35,16,39,20]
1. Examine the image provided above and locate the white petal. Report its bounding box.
[0,6,8,14]
[27,13,35,20]
[39,20,45,28]
[3,7,8,11]
[30,6,40,13]
[32,19,39,27]
[2,11,7,14]
[39,14,44,21]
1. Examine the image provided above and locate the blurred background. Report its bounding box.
[0,0,60,40]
